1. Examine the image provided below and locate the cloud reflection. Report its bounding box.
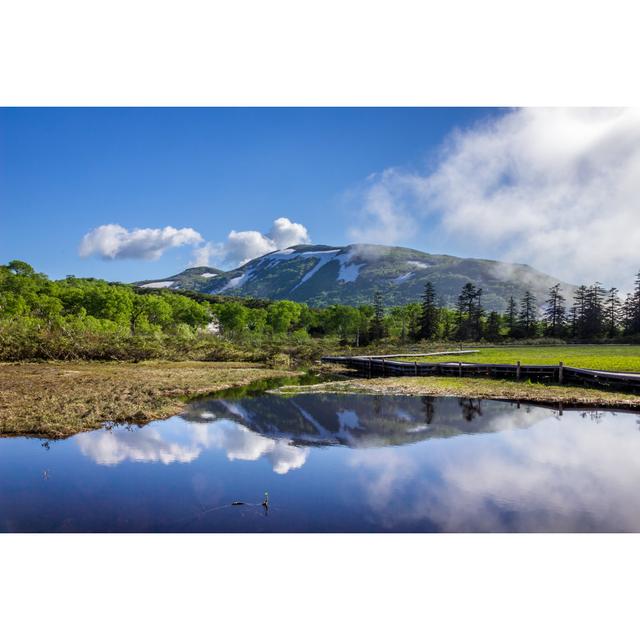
[77,418,308,474]
[349,410,640,532]
[77,428,200,465]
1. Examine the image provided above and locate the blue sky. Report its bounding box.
[0,107,497,281]
[3,107,637,289]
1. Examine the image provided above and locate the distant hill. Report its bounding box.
[134,243,576,312]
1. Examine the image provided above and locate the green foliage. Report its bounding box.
[2,260,639,364]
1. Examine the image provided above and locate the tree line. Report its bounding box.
[410,274,640,343]
[1,260,640,361]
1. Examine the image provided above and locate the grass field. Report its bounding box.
[290,375,640,408]
[398,345,640,372]
[0,361,297,439]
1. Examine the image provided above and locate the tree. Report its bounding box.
[246,307,268,334]
[267,300,302,334]
[356,305,374,346]
[473,288,484,340]
[543,283,566,337]
[629,270,640,335]
[6,260,35,277]
[325,304,361,343]
[518,291,537,338]
[583,282,606,339]
[506,296,518,337]
[485,311,501,342]
[455,283,482,340]
[369,291,386,341]
[605,287,621,338]
[214,301,249,335]
[570,285,588,339]
[418,281,438,341]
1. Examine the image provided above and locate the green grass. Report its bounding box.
[398,345,640,372]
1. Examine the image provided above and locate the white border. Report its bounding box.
[1,534,639,639]
[1,0,639,106]
[2,1,640,637]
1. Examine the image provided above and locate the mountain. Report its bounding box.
[134,244,575,312]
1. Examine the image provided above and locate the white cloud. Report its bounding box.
[268,217,310,248]
[80,217,310,269]
[347,170,419,245]
[350,108,640,289]
[225,229,279,265]
[79,224,203,260]
[193,217,311,268]
[190,241,224,267]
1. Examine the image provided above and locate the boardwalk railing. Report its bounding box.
[320,356,640,393]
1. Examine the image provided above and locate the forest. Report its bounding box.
[1,259,639,362]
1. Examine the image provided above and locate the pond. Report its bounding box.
[2,382,640,532]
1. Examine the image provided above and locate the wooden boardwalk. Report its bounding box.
[321,356,640,393]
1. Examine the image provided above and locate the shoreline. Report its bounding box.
[0,361,299,440]
[2,359,639,441]
[298,366,640,409]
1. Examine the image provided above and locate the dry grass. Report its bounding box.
[309,368,640,408]
[0,361,297,439]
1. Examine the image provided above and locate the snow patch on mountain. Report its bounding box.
[219,272,251,292]
[393,272,415,284]
[140,281,175,289]
[258,248,298,269]
[337,262,363,283]
[335,251,365,283]
[290,250,341,291]
[407,261,429,270]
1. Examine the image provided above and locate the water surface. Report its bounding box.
[2,388,640,532]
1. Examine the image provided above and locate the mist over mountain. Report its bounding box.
[134,243,576,312]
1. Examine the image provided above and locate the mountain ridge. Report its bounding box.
[134,243,576,312]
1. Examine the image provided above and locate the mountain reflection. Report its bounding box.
[183,394,546,448]
[76,393,544,472]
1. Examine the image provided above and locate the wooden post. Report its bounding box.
[558,361,564,384]
[368,357,372,378]
[458,362,462,377]
[516,360,521,381]
[381,358,385,377]
[414,361,418,376]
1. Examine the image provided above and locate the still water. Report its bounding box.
[2,384,640,532]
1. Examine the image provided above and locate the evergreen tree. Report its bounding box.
[506,296,518,337]
[473,288,484,340]
[605,287,621,338]
[485,311,501,342]
[543,283,566,337]
[570,285,588,339]
[455,283,478,341]
[518,291,537,338]
[369,291,386,341]
[583,282,606,339]
[418,281,438,340]
[622,292,635,335]
[631,270,640,335]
